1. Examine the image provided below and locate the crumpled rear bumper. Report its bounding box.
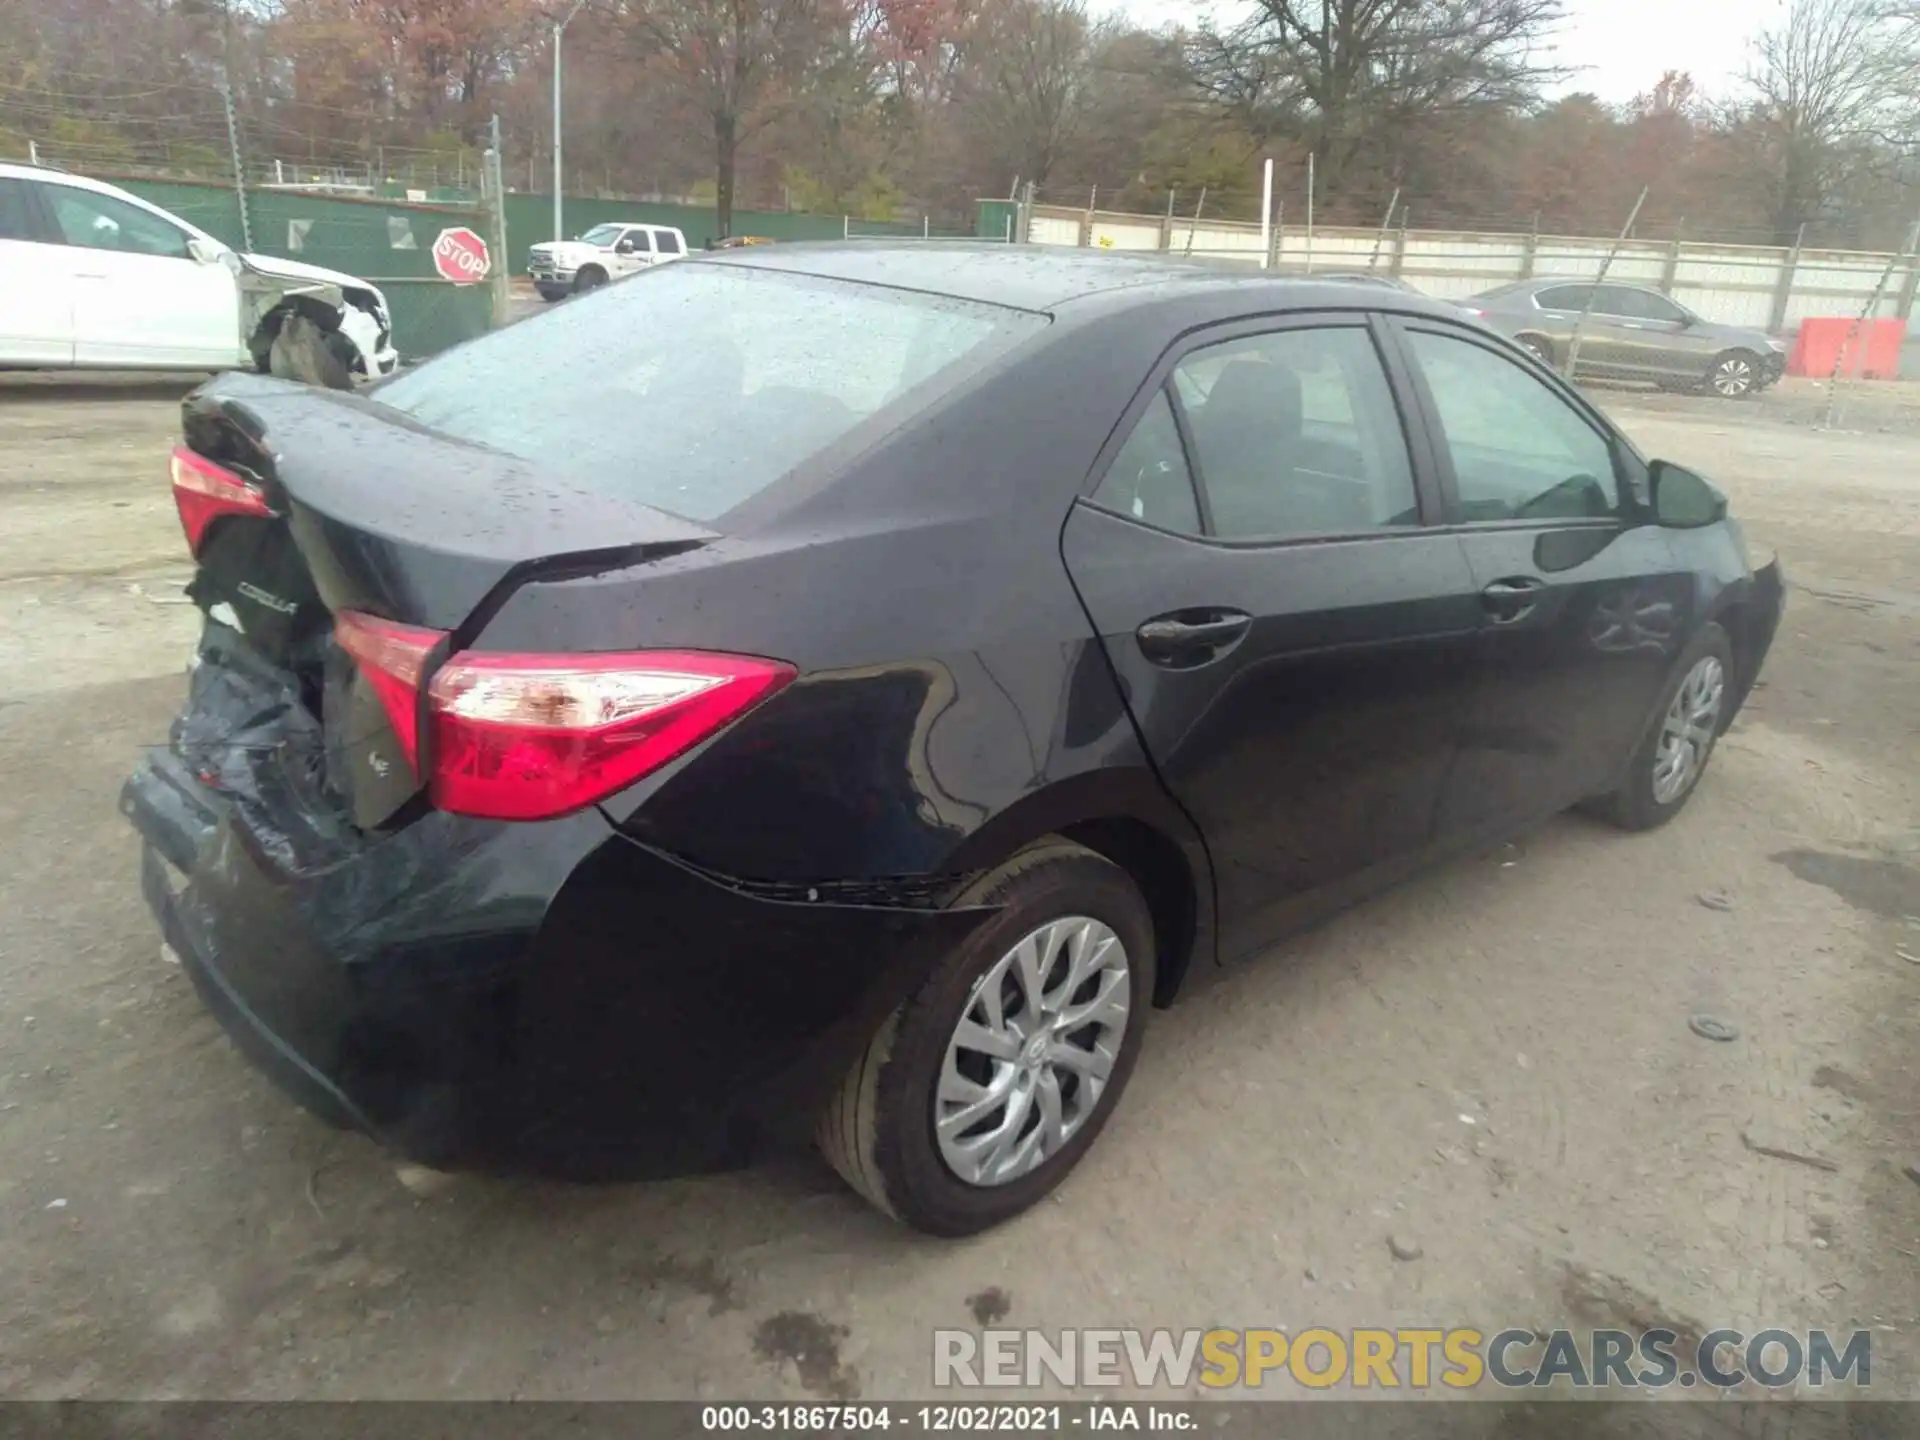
[121,748,993,1177]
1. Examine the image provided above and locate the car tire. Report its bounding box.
[1516,334,1555,368]
[818,838,1155,1236]
[1585,623,1734,832]
[1704,350,1761,399]
[573,266,607,294]
[535,285,567,303]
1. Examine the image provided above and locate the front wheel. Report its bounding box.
[572,266,607,294]
[1705,350,1761,399]
[1585,624,1733,831]
[818,840,1154,1236]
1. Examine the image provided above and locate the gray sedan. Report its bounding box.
[1460,279,1787,398]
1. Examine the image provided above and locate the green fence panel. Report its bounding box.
[102,175,496,359]
[380,279,494,361]
[977,200,1018,241]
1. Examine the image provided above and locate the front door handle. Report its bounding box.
[1481,577,1546,624]
[1136,609,1252,667]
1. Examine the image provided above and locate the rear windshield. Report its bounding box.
[375,264,1041,521]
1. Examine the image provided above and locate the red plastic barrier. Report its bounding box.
[1787,317,1908,379]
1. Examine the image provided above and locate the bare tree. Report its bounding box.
[1184,0,1566,211]
[1737,0,1902,243]
[954,0,1098,191]
[610,0,837,235]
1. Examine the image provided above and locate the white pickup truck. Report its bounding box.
[526,222,689,300]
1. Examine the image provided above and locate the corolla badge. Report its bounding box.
[236,581,297,616]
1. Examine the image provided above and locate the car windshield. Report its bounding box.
[375,263,1042,522]
[577,223,623,245]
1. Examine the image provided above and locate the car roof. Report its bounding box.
[0,161,124,195]
[696,240,1466,318]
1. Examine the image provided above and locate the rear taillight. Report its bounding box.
[170,445,273,554]
[334,611,795,822]
[333,611,442,772]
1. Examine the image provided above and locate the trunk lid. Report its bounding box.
[176,372,716,833]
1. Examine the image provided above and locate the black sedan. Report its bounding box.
[125,243,1784,1236]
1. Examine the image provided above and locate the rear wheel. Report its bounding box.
[572,266,607,294]
[818,839,1154,1236]
[1705,350,1761,399]
[1585,624,1733,831]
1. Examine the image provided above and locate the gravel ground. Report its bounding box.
[0,370,1915,1412]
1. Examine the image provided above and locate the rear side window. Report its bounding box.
[655,230,683,255]
[376,264,1041,522]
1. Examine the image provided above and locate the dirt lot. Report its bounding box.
[0,372,1916,1410]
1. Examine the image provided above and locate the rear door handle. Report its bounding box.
[1481,577,1546,624]
[1136,609,1252,667]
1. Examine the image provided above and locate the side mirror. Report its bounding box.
[187,236,225,265]
[615,238,636,254]
[1649,460,1726,528]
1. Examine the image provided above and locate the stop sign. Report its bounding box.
[432,227,491,286]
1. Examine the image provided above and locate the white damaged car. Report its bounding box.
[0,162,400,389]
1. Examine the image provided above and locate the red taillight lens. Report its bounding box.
[170,445,273,554]
[333,611,795,822]
[427,650,795,820]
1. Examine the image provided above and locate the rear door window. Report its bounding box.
[654,229,683,255]
[375,264,1043,522]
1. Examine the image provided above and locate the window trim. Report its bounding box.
[1384,316,1646,531]
[1077,310,1442,550]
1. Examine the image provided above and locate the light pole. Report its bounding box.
[552,0,588,243]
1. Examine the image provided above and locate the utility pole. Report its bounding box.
[1182,187,1207,258]
[217,79,253,253]
[1564,186,1648,383]
[1368,188,1400,273]
[485,115,511,327]
[552,0,588,242]
[1305,153,1315,273]
[1258,157,1274,269]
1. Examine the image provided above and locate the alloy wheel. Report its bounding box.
[1652,655,1725,804]
[934,916,1131,1187]
[1711,357,1754,397]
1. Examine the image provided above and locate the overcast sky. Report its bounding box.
[1118,0,1788,104]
